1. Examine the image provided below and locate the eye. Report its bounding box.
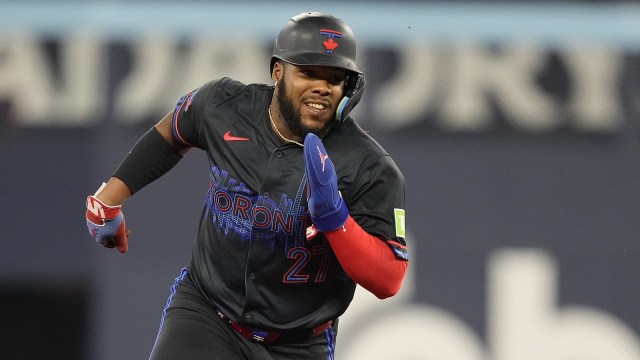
[328,76,344,86]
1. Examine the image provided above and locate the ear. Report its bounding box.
[271,61,283,83]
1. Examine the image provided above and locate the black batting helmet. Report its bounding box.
[271,12,366,121]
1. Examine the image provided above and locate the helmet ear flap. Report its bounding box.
[336,73,365,121]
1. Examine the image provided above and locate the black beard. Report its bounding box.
[276,78,336,139]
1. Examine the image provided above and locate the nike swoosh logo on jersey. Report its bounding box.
[223,131,250,141]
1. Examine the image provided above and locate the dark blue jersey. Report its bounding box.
[171,77,406,331]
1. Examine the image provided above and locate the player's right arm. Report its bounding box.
[86,109,193,253]
[86,82,210,252]
[93,110,191,203]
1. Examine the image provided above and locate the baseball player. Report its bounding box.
[85,12,408,360]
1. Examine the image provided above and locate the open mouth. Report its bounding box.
[305,101,329,113]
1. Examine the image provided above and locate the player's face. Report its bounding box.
[277,63,346,138]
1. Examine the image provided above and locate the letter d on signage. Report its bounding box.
[489,249,640,360]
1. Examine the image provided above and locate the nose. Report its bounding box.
[313,80,331,96]
[312,80,332,96]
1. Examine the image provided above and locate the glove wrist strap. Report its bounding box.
[311,199,349,232]
[86,195,121,219]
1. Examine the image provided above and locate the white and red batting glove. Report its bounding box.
[85,186,128,253]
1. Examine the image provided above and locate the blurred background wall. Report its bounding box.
[1,0,639,359]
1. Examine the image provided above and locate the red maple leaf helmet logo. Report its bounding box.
[320,29,342,54]
[323,38,339,52]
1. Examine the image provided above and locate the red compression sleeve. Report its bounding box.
[325,216,408,299]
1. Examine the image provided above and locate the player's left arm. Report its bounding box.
[304,134,408,299]
[325,216,407,299]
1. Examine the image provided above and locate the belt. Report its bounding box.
[216,309,333,344]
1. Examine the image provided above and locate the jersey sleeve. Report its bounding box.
[348,154,408,261]
[171,79,222,149]
[172,88,202,148]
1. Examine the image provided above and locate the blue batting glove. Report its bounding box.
[304,133,349,231]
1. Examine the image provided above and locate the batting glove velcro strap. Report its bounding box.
[86,195,128,253]
[304,133,349,232]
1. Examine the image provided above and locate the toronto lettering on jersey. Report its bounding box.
[205,166,312,247]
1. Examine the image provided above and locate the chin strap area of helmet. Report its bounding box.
[336,73,365,121]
